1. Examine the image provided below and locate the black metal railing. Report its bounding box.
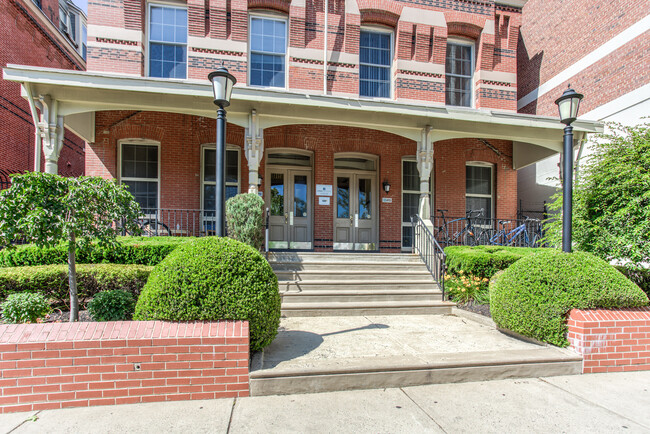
[411,214,446,299]
[265,207,270,260]
[431,214,546,248]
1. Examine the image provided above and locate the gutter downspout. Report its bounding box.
[323,0,328,94]
[23,83,41,172]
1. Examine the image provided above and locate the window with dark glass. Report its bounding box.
[149,4,187,79]
[446,42,473,107]
[466,164,492,219]
[250,17,286,87]
[203,148,240,213]
[121,144,159,214]
[359,31,391,98]
[402,159,433,250]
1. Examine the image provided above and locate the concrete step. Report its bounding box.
[275,270,434,281]
[281,289,443,304]
[250,347,583,396]
[271,262,430,272]
[269,252,423,264]
[278,280,440,292]
[280,301,454,317]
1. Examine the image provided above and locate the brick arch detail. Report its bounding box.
[446,22,483,40]
[111,124,165,144]
[248,0,292,14]
[357,0,402,27]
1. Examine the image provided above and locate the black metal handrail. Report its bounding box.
[265,207,270,260]
[411,214,446,300]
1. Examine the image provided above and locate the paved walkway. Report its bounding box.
[3,371,650,433]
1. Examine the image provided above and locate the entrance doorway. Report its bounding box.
[266,152,313,249]
[333,155,378,250]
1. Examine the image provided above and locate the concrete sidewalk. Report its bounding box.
[3,371,649,433]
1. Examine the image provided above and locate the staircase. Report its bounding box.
[268,252,454,316]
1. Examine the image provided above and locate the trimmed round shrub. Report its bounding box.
[88,290,136,321]
[445,245,539,279]
[134,237,280,350]
[490,249,649,347]
[1,293,51,323]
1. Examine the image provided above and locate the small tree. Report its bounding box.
[225,193,265,250]
[0,173,142,321]
[545,122,650,266]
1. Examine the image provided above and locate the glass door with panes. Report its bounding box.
[267,169,312,249]
[334,172,377,250]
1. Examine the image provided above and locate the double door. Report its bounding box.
[267,169,312,249]
[334,172,377,250]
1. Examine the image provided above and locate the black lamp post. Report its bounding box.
[554,85,583,253]
[208,67,237,237]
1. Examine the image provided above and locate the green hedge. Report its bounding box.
[490,250,649,347]
[134,237,280,351]
[445,245,540,279]
[615,266,650,298]
[0,264,152,309]
[0,237,191,267]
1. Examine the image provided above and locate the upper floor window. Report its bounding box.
[148,4,187,79]
[359,30,391,98]
[446,42,473,107]
[249,16,287,88]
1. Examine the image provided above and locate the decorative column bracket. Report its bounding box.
[245,109,264,194]
[35,95,64,174]
[416,125,434,221]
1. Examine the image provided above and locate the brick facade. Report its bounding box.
[0,0,86,181]
[87,0,522,110]
[0,320,250,414]
[567,308,650,374]
[517,0,648,116]
[87,111,516,251]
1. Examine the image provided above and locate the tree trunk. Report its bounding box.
[68,234,79,322]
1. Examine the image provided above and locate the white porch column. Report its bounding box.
[417,126,433,221]
[245,109,264,194]
[38,95,64,175]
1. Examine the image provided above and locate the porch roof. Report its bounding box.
[4,64,603,169]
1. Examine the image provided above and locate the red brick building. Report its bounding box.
[3,0,603,252]
[517,0,649,210]
[0,0,87,185]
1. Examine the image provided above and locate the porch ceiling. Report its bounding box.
[4,64,603,168]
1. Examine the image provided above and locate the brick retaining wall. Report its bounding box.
[567,308,650,374]
[0,321,249,414]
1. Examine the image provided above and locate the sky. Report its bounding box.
[71,0,87,14]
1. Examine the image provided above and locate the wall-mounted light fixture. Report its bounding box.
[382,180,391,193]
[258,175,263,187]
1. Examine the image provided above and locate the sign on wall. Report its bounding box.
[318,197,330,206]
[316,184,333,196]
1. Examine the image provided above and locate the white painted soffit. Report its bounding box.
[4,64,602,149]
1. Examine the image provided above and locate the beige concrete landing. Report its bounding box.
[250,314,582,396]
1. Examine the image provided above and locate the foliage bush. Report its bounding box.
[0,237,190,267]
[445,245,540,279]
[0,264,152,309]
[134,237,280,351]
[1,293,51,323]
[490,249,649,347]
[226,193,265,250]
[616,266,650,298]
[88,290,136,321]
[545,122,650,266]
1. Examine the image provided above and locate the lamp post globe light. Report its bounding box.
[208,67,237,237]
[555,85,584,253]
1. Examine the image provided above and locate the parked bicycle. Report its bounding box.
[486,216,541,247]
[116,217,172,237]
[435,208,484,246]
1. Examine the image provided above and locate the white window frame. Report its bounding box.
[146,2,189,79]
[465,162,494,221]
[248,13,289,89]
[401,157,434,251]
[118,140,162,218]
[200,144,241,229]
[359,26,394,99]
[445,38,475,108]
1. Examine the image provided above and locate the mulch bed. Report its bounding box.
[456,302,491,318]
[45,309,93,322]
